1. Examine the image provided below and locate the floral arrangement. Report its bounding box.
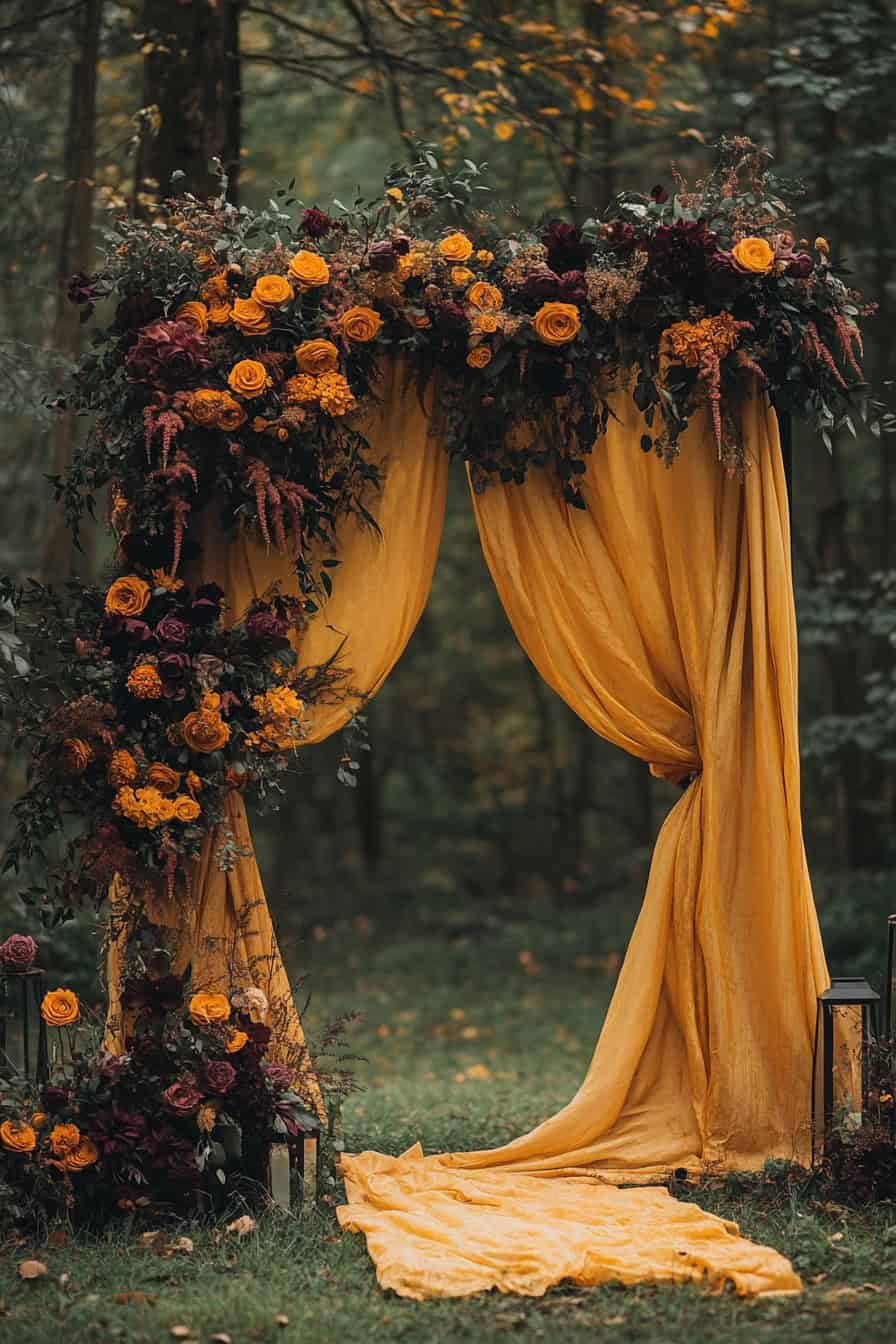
[1,569,345,917]
[0,978,319,1227]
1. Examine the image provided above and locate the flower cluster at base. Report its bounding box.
[0,980,318,1227]
[58,137,873,549]
[2,567,336,914]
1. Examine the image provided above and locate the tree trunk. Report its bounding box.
[134,0,242,210]
[42,0,101,584]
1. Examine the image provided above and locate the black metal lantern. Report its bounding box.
[812,977,880,1162]
[0,967,49,1084]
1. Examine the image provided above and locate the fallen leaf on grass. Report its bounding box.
[46,1228,69,1250]
[275,1314,289,1327]
[166,1236,194,1255]
[17,1261,47,1280]
[115,1291,155,1307]
[169,1327,195,1341]
[209,1334,233,1343]
[225,1215,257,1239]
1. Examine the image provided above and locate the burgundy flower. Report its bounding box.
[123,973,183,1014]
[368,240,398,273]
[205,1060,237,1094]
[648,220,718,290]
[786,252,814,280]
[192,653,225,687]
[67,272,99,306]
[557,270,587,303]
[391,234,411,256]
[155,614,191,647]
[650,185,669,204]
[0,934,38,972]
[263,1062,294,1092]
[605,221,635,250]
[705,249,742,297]
[115,292,164,332]
[301,207,335,238]
[89,1105,146,1154]
[41,1085,69,1114]
[196,583,225,604]
[245,608,288,643]
[520,263,561,301]
[439,301,467,331]
[157,651,190,685]
[188,598,222,628]
[541,220,594,273]
[163,1079,203,1115]
[124,320,211,390]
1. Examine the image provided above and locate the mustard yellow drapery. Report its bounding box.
[106,361,447,1117]
[335,388,827,1298]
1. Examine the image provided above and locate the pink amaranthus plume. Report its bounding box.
[243,459,319,551]
[664,312,752,451]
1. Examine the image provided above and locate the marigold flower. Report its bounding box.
[49,1123,80,1157]
[189,388,228,427]
[231,296,271,336]
[172,794,201,823]
[197,1102,218,1133]
[386,187,404,204]
[112,786,175,828]
[189,991,231,1025]
[174,301,209,333]
[228,359,269,398]
[316,372,357,417]
[294,339,339,375]
[283,374,319,405]
[731,236,775,275]
[151,569,184,593]
[252,274,295,307]
[180,707,230,753]
[108,749,138,787]
[475,249,495,265]
[105,575,150,617]
[664,312,742,367]
[147,762,180,794]
[62,1137,99,1171]
[338,305,383,343]
[438,232,473,263]
[0,1120,36,1153]
[127,663,163,699]
[61,737,94,776]
[246,684,305,751]
[467,281,503,312]
[288,249,330,288]
[533,301,582,346]
[41,988,80,1027]
[466,346,492,369]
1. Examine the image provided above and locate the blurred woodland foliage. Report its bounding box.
[0,0,892,996]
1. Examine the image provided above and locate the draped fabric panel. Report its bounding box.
[106,360,447,1116]
[335,388,827,1297]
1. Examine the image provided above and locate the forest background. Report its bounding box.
[0,0,893,1009]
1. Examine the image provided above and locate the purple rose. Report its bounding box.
[245,609,288,643]
[125,320,211,390]
[0,934,38,972]
[541,220,594,273]
[786,252,814,279]
[520,263,561,301]
[155,614,191,647]
[301,207,334,239]
[157,651,191,686]
[163,1079,203,1115]
[205,1060,237,1094]
[557,270,587,303]
[41,1085,69,1114]
[263,1062,294,1092]
[368,240,398,273]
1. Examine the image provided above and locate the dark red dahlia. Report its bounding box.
[245,608,289,643]
[557,270,587,303]
[541,220,594,272]
[204,1060,237,1094]
[439,301,467,330]
[648,220,718,291]
[41,1085,70,1114]
[124,320,211,390]
[301,207,335,239]
[520,263,561,301]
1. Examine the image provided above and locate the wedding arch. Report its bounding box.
[4,140,876,1298]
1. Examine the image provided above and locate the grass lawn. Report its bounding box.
[1,896,893,1344]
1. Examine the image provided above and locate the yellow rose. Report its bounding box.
[252,274,295,307]
[533,301,582,346]
[467,281,503,312]
[438,232,473,263]
[174,301,209,333]
[231,296,271,336]
[731,236,775,274]
[49,1122,80,1156]
[172,794,201,823]
[63,1137,99,1171]
[105,575,150,617]
[467,346,492,368]
[288,250,330,288]
[294,339,339,375]
[228,359,269,398]
[338,305,383,343]
[41,988,80,1027]
[147,762,180,795]
[189,991,231,1026]
[0,1120,36,1153]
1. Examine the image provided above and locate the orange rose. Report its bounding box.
[225,1029,248,1054]
[61,737,94,776]
[467,282,503,311]
[252,274,295,307]
[731,236,774,274]
[228,359,269,398]
[406,311,431,330]
[49,1123,80,1156]
[105,575,150,617]
[147,762,180,794]
[231,296,271,336]
[180,708,230,753]
[533,301,582,346]
[31,1113,48,1129]
[438,232,473,263]
[200,272,229,303]
[63,1137,99,1171]
[108,749,138,787]
[0,1120,36,1153]
[207,301,232,326]
[41,988,79,1027]
[472,313,498,334]
[451,266,475,287]
[288,250,330,288]
[189,991,231,1026]
[218,395,248,431]
[189,388,227,427]
[172,794,201,823]
[338,306,383,343]
[466,346,492,368]
[174,301,209,333]
[294,339,339,375]
[185,770,203,795]
[127,663,163,699]
[475,249,495,265]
